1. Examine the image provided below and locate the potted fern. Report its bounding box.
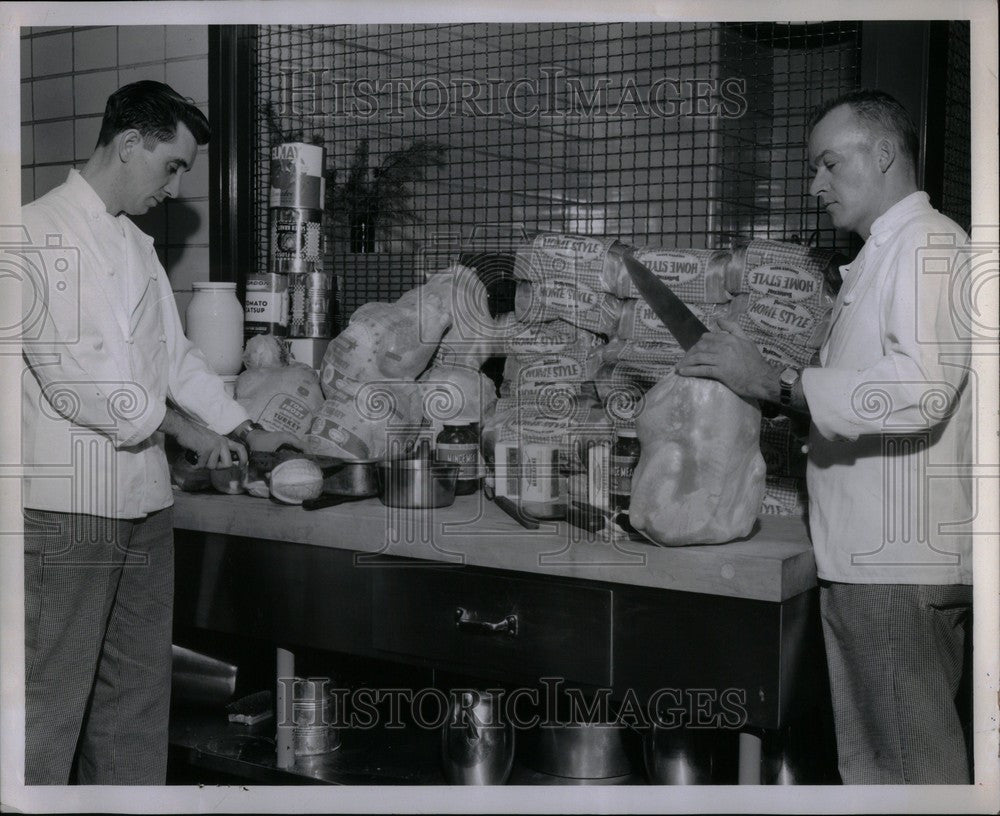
[327,138,447,253]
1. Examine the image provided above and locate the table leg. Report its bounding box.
[276,647,295,769]
[737,731,762,784]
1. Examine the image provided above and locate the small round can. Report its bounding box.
[268,206,324,269]
[288,269,333,338]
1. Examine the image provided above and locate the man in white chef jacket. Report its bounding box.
[678,89,973,784]
[19,80,299,785]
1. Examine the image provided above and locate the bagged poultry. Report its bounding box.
[319,299,448,396]
[629,372,766,546]
[306,379,425,460]
[318,266,479,397]
[418,363,498,437]
[236,335,324,438]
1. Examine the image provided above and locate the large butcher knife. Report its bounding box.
[616,249,709,351]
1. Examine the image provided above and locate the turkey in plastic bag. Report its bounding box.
[629,372,766,546]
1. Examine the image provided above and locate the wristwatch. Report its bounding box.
[229,420,263,446]
[779,367,801,409]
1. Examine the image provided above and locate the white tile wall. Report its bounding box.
[74,117,101,160]
[74,70,119,116]
[118,26,166,66]
[21,169,34,203]
[32,76,74,119]
[73,27,118,72]
[166,245,210,291]
[21,125,33,165]
[20,37,31,79]
[165,57,208,104]
[32,32,72,76]
[166,26,208,59]
[34,120,75,164]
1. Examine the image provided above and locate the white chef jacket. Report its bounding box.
[801,192,973,584]
[19,170,249,519]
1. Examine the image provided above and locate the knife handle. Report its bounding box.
[493,495,540,530]
[302,493,365,511]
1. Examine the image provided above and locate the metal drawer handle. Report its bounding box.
[454,607,518,637]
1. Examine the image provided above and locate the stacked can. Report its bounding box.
[287,262,333,337]
[245,141,333,340]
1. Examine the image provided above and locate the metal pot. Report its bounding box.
[377,458,459,509]
[643,726,714,785]
[321,457,379,497]
[302,458,380,510]
[526,721,637,779]
[441,690,515,785]
[170,645,238,706]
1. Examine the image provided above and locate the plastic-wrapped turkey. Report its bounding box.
[319,265,485,396]
[418,363,498,437]
[311,265,498,459]
[629,372,766,546]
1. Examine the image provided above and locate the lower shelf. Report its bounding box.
[169,706,654,786]
[170,705,445,785]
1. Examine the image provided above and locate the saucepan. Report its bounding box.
[377,458,460,509]
[303,457,380,509]
[248,449,380,509]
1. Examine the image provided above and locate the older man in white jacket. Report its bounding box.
[20,81,299,785]
[678,90,973,784]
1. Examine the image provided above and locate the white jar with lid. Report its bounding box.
[186,282,244,376]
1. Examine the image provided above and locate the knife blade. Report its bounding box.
[620,253,709,351]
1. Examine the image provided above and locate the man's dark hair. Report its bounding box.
[97,80,210,148]
[808,89,920,171]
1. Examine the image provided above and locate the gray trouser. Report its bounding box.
[819,581,972,785]
[24,508,175,785]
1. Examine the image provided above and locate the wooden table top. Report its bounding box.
[171,491,816,602]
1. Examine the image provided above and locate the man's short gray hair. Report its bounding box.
[809,89,920,171]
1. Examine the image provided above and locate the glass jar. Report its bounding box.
[436,423,481,495]
[610,428,641,513]
[186,282,244,376]
[519,442,566,519]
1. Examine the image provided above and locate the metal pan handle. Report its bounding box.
[302,493,368,511]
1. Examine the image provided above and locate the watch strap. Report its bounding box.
[229,420,263,445]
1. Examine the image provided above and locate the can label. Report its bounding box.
[586,441,610,512]
[244,272,289,336]
[269,142,326,210]
[269,207,324,267]
[436,443,479,479]
[494,442,520,499]
[288,270,333,338]
[609,453,638,509]
[520,443,561,505]
[289,315,333,338]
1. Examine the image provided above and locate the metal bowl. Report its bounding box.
[525,722,637,779]
[643,726,714,785]
[377,459,460,508]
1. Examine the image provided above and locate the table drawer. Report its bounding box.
[371,568,613,687]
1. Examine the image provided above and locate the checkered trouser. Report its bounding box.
[819,582,973,784]
[24,508,174,785]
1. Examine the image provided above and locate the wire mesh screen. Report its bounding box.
[250,22,862,324]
